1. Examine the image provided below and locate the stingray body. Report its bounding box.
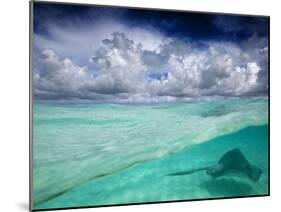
[168,148,262,182]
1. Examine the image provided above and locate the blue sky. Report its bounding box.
[33,2,269,103]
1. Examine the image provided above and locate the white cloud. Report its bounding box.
[88,32,147,94]
[34,49,90,100]
[34,30,268,103]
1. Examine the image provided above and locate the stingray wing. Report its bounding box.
[218,148,249,166]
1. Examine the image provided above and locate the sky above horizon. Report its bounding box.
[33,2,269,103]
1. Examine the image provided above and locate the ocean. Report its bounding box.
[32,97,269,210]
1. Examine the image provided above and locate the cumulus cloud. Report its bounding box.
[34,49,91,101]
[34,30,268,103]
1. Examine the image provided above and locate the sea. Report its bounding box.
[32,97,269,210]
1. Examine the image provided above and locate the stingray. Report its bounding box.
[167,148,262,182]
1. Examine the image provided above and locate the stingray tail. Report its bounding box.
[166,167,210,176]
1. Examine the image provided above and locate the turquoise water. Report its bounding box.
[33,98,269,210]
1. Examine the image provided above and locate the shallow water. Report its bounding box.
[32,97,269,209]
